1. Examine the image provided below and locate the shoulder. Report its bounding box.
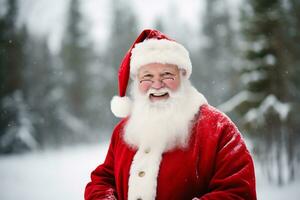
[197,104,233,126]
[200,104,249,148]
[194,104,243,142]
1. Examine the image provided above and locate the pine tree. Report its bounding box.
[0,0,35,153]
[0,0,20,136]
[60,0,92,124]
[21,32,65,147]
[229,0,300,184]
[193,0,238,106]
[56,0,97,144]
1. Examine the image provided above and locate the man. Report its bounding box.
[85,29,257,200]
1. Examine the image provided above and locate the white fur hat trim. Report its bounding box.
[130,39,192,78]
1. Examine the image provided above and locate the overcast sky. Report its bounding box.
[16,0,205,53]
[16,0,241,53]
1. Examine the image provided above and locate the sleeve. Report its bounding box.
[198,117,257,200]
[84,121,124,200]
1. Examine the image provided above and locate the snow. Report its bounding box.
[241,71,267,85]
[0,143,108,200]
[256,180,300,200]
[244,94,291,124]
[265,54,276,65]
[0,91,38,151]
[0,0,7,17]
[255,157,300,200]
[58,109,88,135]
[218,92,291,123]
[251,40,266,53]
[1,142,300,200]
[217,90,263,113]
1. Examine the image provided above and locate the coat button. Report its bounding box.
[144,148,150,154]
[138,171,145,177]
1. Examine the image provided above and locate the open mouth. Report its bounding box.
[149,92,169,101]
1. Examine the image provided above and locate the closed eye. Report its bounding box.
[142,74,153,79]
[140,79,153,83]
[161,72,175,79]
[162,72,174,76]
[140,74,153,83]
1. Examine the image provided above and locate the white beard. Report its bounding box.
[124,78,207,153]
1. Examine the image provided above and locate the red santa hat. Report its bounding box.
[111,29,192,118]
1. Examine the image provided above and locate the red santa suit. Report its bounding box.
[85,104,256,200]
[85,29,256,200]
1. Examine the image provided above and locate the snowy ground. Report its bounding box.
[0,142,299,200]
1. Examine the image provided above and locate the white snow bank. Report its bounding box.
[0,143,108,200]
[254,156,300,200]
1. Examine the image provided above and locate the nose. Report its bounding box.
[151,79,164,89]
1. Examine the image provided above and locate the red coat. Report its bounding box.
[85,104,257,200]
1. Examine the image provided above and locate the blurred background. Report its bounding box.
[0,0,300,199]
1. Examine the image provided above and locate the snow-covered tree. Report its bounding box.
[21,33,69,147]
[0,0,37,153]
[59,0,95,143]
[220,0,300,184]
[60,0,91,118]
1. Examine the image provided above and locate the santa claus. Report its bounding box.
[85,29,257,200]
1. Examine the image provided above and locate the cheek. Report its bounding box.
[138,82,151,94]
[164,79,180,91]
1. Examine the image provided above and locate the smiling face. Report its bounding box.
[137,63,183,102]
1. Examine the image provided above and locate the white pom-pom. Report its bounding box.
[110,96,132,118]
